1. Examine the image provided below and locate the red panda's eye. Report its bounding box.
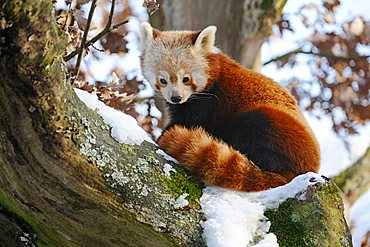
[182,77,190,83]
[159,79,168,85]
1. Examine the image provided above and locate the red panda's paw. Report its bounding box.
[157,125,196,161]
[157,125,214,164]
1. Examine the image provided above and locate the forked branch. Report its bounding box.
[73,0,98,77]
[65,0,129,68]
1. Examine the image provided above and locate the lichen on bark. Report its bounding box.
[1,0,204,245]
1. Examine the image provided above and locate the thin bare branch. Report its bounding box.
[63,0,74,30]
[263,47,369,66]
[64,0,129,63]
[111,19,130,30]
[83,19,129,50]
[142,0,159,16]
[63,19,129,62]
[73,0,98,77]
[106,0,116,28]
[91,44,104,52]
[263,47,303,66]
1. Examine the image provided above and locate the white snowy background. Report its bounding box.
[58,0,370,246]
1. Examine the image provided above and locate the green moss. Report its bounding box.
[0,154,65,246]
[265,199,316,246]
[277,0,287,16]
[161,166,203,207]
[265,182,351,246]
[333,146,370,191]
[55,23,66,38]
[332,168,350,190]
[261,0,274,11]
[121,144,139,156]
[0,188,54,246]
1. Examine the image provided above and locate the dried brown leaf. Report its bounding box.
[100,32,128,54]
[72,9,97,31]
[142,0,159,16]
[77,0,91,5]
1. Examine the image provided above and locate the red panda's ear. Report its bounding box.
[193,25,218,53]
[191,31,202,45]
[140,22,158,53]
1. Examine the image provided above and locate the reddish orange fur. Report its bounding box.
[158,126,298,191]
[186,77,198,91]
[142,24,320,192]
[157,53,320,192]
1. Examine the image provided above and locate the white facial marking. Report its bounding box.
[156,70,194,104]
[177,69,184,82]
[140,23,216,104]
[159,71,170,82]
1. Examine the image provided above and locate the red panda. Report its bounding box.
[140,22,320,192]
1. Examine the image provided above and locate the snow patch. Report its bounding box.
[163,163,176,177]
[253,233,278,247]
[200,172,324,247]
[350,188,370,246]
[174,194,189,209]
[156,149,179,163]
[75,88,154,145]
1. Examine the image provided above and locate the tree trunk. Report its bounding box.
[333,146,370,206]
[0,1,203,246]
[151,0,286,69]
[0,0,351,246]
[266,179,352,246]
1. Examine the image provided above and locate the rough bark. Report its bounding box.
[151,0,286,69]
[266,179,352,246]
[0,1,203,246]
[0,0,351,246]
[333,146,370,206]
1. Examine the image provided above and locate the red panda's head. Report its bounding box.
[140,22,219,104]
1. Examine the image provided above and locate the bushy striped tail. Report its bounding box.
[158,125,296,191]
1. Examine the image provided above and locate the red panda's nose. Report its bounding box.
[171,96,182,103]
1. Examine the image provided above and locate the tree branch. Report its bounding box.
[263,47,304,66]
[263,47,369,66]
[332,146,370,206]
[63,0,75,30]
[1,1,203,245]
[64,0,129,63]
[73,0,98,77]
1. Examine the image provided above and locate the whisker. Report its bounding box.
[190,92,220,104]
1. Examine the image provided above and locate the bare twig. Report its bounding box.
[91,44,104,52]
[63,0,74,30]
[106,0,116,28]
[263,47,304,66]
[111,19,130,30]
[64,0,129,62]
[263,47,369,66]
[63,19,129,62]
[142,0,159,16]
[135,96,155,103]
[73,0,98,77]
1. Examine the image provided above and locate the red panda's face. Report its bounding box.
[140,23,218,104]
[155,69,197,104]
